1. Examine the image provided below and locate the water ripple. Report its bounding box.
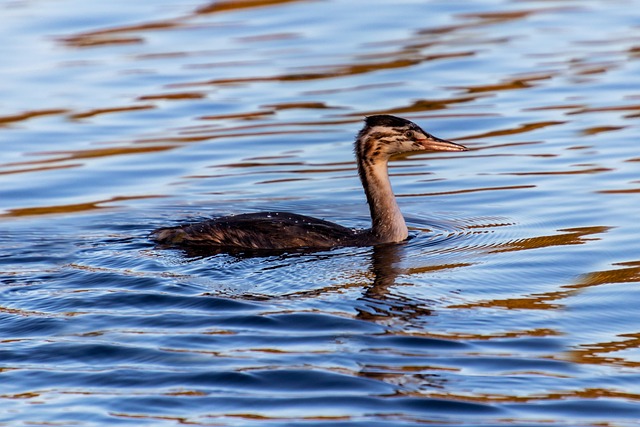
[2,0,640,425]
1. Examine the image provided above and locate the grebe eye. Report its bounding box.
[404,130,413,139]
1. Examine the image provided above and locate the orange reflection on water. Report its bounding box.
[1,195,163,218]
[353,95,483,117]
[0,109,69,127]
[566,261,640,367]
[60,21,183,48]
[422,387,640,405]
[137,92,206,101]
[452,74,553,94]
[70,104,155,120]
[456,120,566,141]
[492,226,611,254]
[449,226,612,310]
[2,144,178,172]
[502,166,613,176]
[195,0,306,15]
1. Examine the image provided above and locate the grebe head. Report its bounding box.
[356,115,467,163]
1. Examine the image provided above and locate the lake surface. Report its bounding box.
[2,0,640,425]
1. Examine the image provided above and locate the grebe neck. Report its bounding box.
[358,157,408,243]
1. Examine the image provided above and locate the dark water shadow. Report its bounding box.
[354,242,433,322]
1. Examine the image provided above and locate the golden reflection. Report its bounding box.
[276,228,613,339]
[405,184,536,198]
[0,109,68,127]
[0,306,49,317]
[2,145,177,173]
[61,0,317,51]
[396,328,561,342]
[167,128,326,143]
[183,59,267,70]
[598,188,640,194]
[218,160,304,168]
[581,125,627,135]
[108,413,192,424]
[459,9,545,22]
[573,260,640,289]
[570,335,640,368]
[449,292,569,311]
[0,392,41,400]
[62,35,144,47]
[175,53,474,88]
[302,82,404,96]
[262,101,335,110]
[420,387,640,405]
[452,74,553,94]
[353,95,482,117]
[195,0,306,15]
[450,227,612,310]
[236,32,299,43]
[137,92,206,101]
[574,66,610,76]
[456,120,566,141]
[0,163,82,177]
[565,261,640,367]
[165,390,207,397]
[70,104,155,120]
[1,195,162,218]
[196,59,423,85]
[568,103,640,115]
[198,111,274,121]
[524,104,586,112]
[256,177,308,185]
[503,166,612,176]
[60,21,182,48]
[404,263,472,276]
[414,7,565,40]
[451,242,640,371]
[491,226,610,254]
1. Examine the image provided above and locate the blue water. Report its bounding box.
[2,0,640,425]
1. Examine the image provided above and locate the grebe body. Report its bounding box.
[152,115,466,251]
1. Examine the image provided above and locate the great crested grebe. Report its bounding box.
[151,115,467,251]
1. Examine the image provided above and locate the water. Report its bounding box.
[2,0,640,425]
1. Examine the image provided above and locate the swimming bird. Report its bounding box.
[151,115,467,251]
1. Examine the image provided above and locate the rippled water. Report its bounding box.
[2,0,640,425]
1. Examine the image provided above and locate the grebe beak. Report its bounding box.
[417,134,468,152]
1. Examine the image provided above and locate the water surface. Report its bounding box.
[2,0,640,425]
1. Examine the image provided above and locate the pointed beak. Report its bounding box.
[417,135,468,152]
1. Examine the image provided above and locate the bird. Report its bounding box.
[151,115,467,252]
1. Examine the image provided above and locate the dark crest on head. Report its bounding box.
[364,115,415,129]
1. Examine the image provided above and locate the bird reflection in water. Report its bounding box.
[356,242,434,323]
